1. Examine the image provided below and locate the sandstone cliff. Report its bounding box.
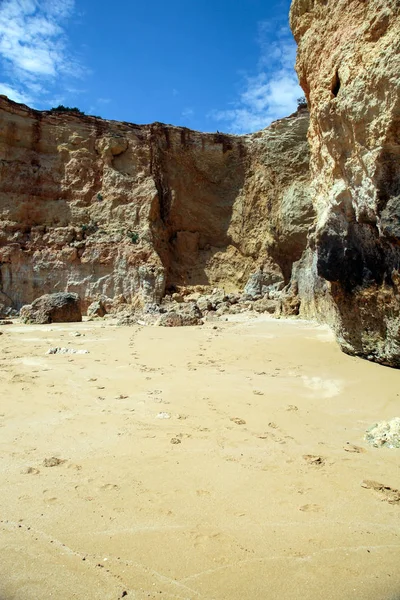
[290,0,400,366]
[0,96,312,313]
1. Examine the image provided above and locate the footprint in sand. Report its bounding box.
[299,503,321,512]
[21,467,40,475]
[230,417,246,425]
[303,454,326,467]
[344,444,366,453]
[361,480,400,505]
[43,497,58,504]
[196,489,211,496]
[100,483,120,491]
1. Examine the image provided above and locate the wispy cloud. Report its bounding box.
[0,0,83,107]
[0,81,32,104]
[181,107,194,118]
[210,21,302,134]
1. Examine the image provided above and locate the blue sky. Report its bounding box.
[0,0,302,133]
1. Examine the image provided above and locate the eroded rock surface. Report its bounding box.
[290,0,400,366]
[20,292,82,324]
[0,96,312,314]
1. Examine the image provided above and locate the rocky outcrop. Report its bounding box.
[20,292,82,324]
[0,96,312,313]
[290,0,400,366]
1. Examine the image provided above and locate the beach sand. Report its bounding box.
[0,315,399,600]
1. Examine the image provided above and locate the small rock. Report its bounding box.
[365,417,400,448]
[156,412,171,419]
[170,437,181,444]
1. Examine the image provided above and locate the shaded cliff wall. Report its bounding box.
[290,0,400,366]
[0,96,312,311]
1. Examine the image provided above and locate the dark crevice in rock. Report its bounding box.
[150,125,173,225]
[331,69,341,97]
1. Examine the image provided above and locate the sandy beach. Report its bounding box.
[0,315,399,600]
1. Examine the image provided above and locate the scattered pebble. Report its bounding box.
[46,347,89,355]
[156,412,171,419]
[170,437,181,444]
[43,457,66,468]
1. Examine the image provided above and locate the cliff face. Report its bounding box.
[0,96,312,313]
[290,0,400,365]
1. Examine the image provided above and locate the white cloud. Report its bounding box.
[210,21,303,134]
[0,0,82,105]
[182,107,194,118]
[0,81,32,104]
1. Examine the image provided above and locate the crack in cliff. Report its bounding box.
[149,123,173,225]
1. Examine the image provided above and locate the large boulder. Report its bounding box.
[20,292,82,324]
[244,271,284,299]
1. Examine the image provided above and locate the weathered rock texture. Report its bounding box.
[290,0,400,366]
[20,292,82,324]
[0,95,312,313]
